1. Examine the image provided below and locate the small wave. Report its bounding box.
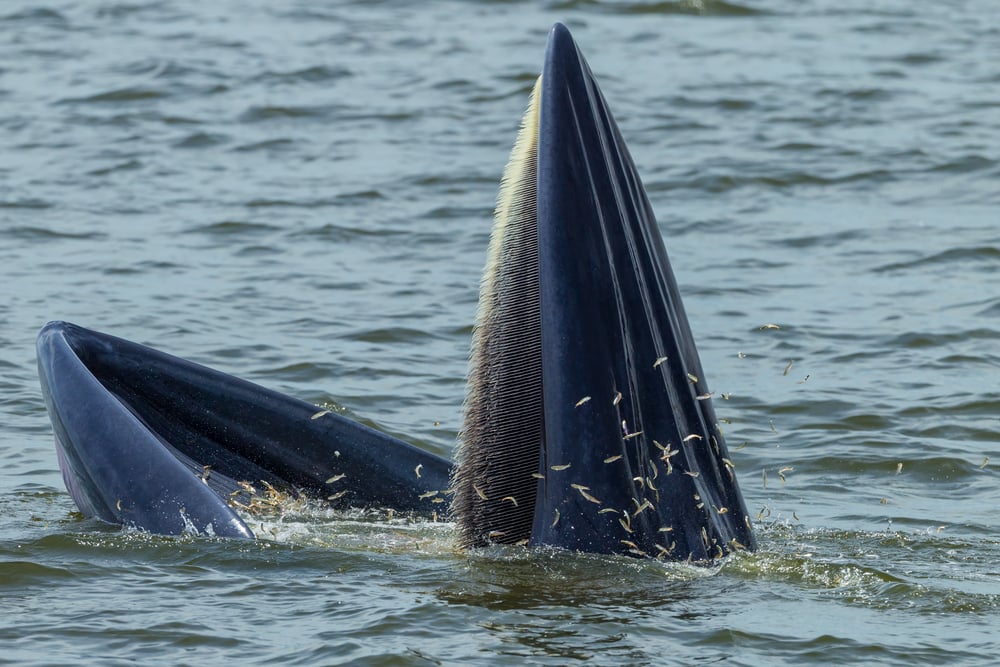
[884,327,999,348]
[95,3,167,19]
[244,197,341,209]
[172,131,229,149]
[239,105,330,122]
[775,229,867,249]
[813,454,987,483]
[651,168,896,194]
[894,52,946,67]
[0,199,53,210]
[0,560,78,586]
[87,159,142,176]
[816,86,896,102]
[897,396,1000,419]
[1,7,67,23]
[4,225,105,240]
[58,87,168,104]
[668,94,757,111]
[253,361,335,383]
[437,544,722,614]
[422,205,488,221]
[244,190,382,209]
[927,154,997,175]
[729,525,1000,614]
[771,141,826,152]
[795,411,893,431]
[252,65,353,85]
[975,299,1000,318]
[343,327,440,344]
[232,138,297,153]
[290,221,401,240]
[183,220,282,236]
[548,0,763,16]
[161,114,202,125]
[101,261,186,277]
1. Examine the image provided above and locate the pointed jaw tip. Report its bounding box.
[37,322,257,539]
[547,22,575,50]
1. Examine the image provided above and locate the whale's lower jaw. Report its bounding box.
[37,320,452,538]
[450,23,755,561]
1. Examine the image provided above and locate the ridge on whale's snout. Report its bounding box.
[451,23,756,561]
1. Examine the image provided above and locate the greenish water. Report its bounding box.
[2,1,998,664]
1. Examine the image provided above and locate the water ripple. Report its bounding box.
[3,0,1000,664]
[550,0,764,16]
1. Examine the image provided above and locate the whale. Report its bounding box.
[36,23,754,560]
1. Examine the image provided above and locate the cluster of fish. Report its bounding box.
[36,24,755,562]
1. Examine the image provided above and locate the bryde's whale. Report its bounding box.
[36,24,755,560]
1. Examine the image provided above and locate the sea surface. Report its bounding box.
[2,1,998,665]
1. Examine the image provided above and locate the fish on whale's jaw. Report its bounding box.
[451,23,756,561]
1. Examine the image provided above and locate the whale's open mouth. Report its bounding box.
[36,23,754,561]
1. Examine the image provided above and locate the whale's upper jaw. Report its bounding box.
[452,23,756,560]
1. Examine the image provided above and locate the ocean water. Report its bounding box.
[2,1,998,665]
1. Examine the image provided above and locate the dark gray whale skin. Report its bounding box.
[35,24,754,560]
[527,24,755,559]
[37,321,451,538]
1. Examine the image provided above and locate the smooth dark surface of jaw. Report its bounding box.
[530,24,755,559]
[37,321,451,537]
